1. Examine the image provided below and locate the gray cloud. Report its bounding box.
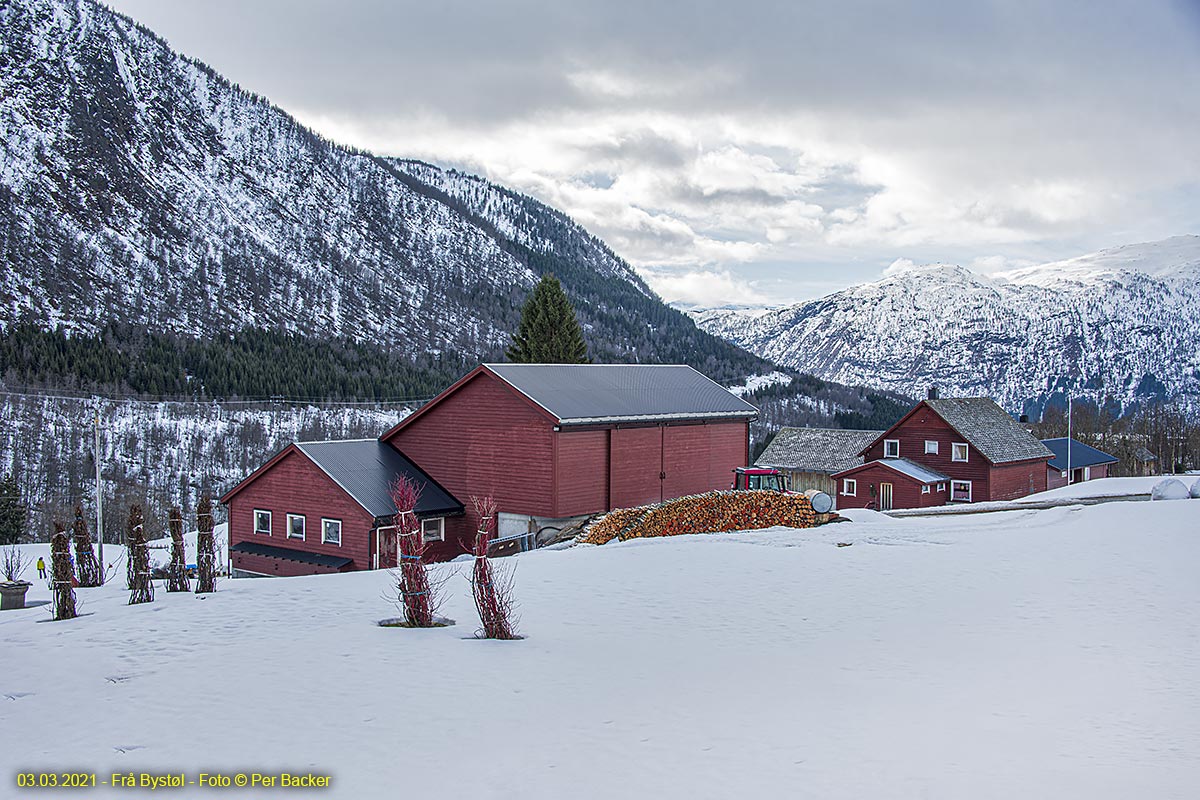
[105,0,1200,305]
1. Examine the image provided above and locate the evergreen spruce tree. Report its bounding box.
[0,474,27,546]
[505,274,590,363]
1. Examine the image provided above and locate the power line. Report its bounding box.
[0,387,434,407]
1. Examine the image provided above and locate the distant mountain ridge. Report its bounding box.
[0,0,760,382]
[692,237,1200,417]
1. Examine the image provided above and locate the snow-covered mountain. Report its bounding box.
[692,237,1200,417]
[0,0,753,369]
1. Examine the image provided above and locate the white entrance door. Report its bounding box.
[879,482,894,511]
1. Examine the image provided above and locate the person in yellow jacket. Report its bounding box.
[36,556,47,580]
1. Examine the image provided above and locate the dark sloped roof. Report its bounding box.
[484,363,758,425]
[230,541,352,569]
[1042,438,1119,471]
[756,427,885,473]
[295,440,463,518]
[923,398,1054,464]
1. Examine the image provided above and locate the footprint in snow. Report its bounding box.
[5,692,35,700]
[112,745,145,754]
[106,675,133,684]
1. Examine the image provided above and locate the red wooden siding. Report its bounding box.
[227,450,375,576]
[1046,462,1108,491]
[232,551,353,577]
[609,426,664,508]
[554,429,609,516]
[990,458,1047,501]
[833,463,945,510]
[862,405,992,499]
[386,371,555,548]
[664,422,747,499]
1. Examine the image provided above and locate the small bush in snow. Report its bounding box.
[1150,478,1189,501]
[127,505,154,605]
[2,544,32,582]
[195,496,217,594]
[72,506,102,587]
[50,526,77,620]
[166,506,189,593]
[469,495,518,640]
[387,477,445,627]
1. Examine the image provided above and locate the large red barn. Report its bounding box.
[381,363,758,548]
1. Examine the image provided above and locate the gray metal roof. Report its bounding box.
[923,398,1054,464]
[294,440,463,519]
[756,427,885,473]
[876,458,950,483]
[484,363,758,425]
[1042,438,1119,471]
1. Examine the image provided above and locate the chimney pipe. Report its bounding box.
[927,385,939,400]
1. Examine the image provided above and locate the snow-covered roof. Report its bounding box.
[483,363,759,425]
[756,427,885,473]
[1041,438,1119,471]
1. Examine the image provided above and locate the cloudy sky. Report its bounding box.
[107,0,1200,306]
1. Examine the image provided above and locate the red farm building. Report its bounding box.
[221,363,757,576]
[832,394,1053,511]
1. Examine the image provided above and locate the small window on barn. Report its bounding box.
[254,509,271,536]
[924,440,939,455]
[1061,470,1068,478]
[884,439,900,458]
[952,443,969,462]
[937,482,945,492]
[322,518,342,546]
[922,485,930,494]
[1083,466,1091,481]
[842,479,857,496]
[286,514,305,540]
[422,517,445,542]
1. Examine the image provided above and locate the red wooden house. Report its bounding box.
[221,439,464,577]
[832,396,1052,511]
[221,363,757,576]
[1042,438,1118,490]
[381,363,758,549]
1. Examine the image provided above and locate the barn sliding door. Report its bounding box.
[609,427,665,508]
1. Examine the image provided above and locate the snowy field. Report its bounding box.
[1017,475,1177,502]
[3,502,1199,798]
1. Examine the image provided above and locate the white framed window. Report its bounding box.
[322,518,342,546]
[924,440,939,455]
[883,439,900,459]
[286,513,306,540]
[421,517,445,542]
[937,482,945,492]
[921,485,930,494]
[254,509,272,536]
[1060,470,1068,478]
[1083,466,1091,480]
[950,480,972,502]
[842,478,857,496]
[952,442,969,462]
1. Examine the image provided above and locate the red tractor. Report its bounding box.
[731,467,789,492]
[732,467,834,514]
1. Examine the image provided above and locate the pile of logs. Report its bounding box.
[580,490,819,545]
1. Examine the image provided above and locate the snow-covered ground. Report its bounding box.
[1017,476,1171,502]
[3,502,1199,798]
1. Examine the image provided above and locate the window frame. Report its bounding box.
[321,517,342,546]
[286,513,306,541]
[937,482,945,492]
[421,517,445,543]
[253,509,272,536]
[1083,466,1091,481]
[951,442,970,462]
[842,478,857,496]
[950,480,973,502]
[883,439,900,459]
[924,440,939,455]
[921,484,931,494]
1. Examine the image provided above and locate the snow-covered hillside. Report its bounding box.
[693,237,1200,417]
[0,393,410,536]
[3,500,1198,798]
[0,0,659,358]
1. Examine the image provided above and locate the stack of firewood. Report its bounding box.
[580,490,819,545]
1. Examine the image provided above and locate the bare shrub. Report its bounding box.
[469,495,518,640]
[166,507,190,592]
[195,495,216,594]
[72,506,102,587]
[50,527,77,620]
[127,505,154,605]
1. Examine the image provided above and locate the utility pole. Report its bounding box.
[1066,395,1073,485]
[94,399,104,577]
